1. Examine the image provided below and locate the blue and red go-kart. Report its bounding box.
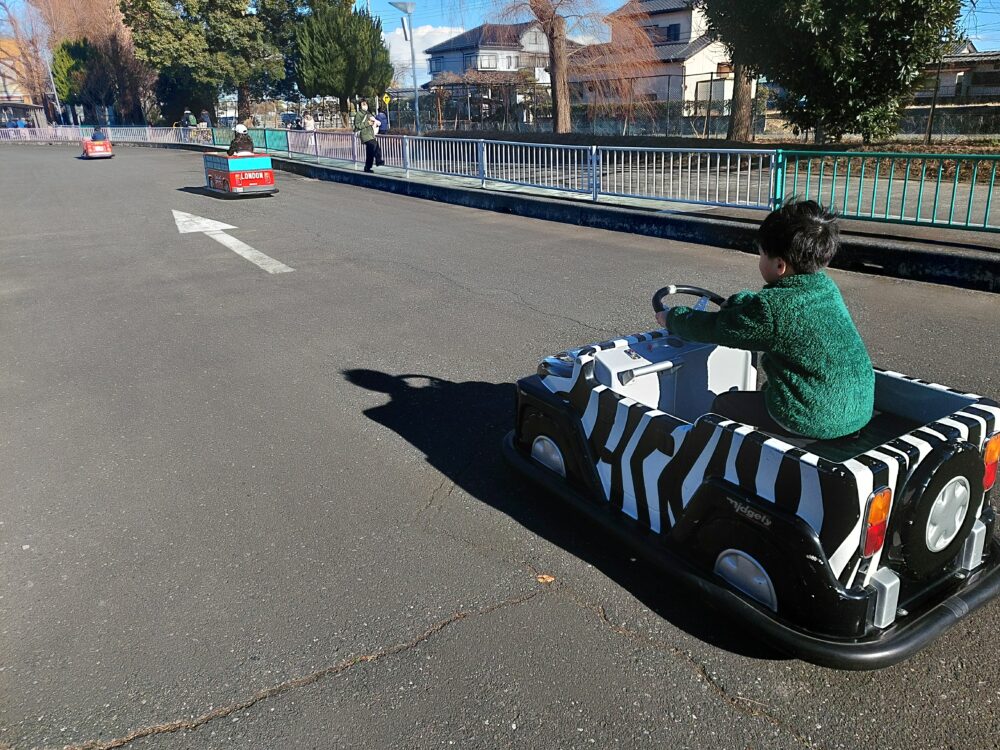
[503,284,1000,669]
[203,153,277,197]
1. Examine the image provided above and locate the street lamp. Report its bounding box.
[389,1,420,135]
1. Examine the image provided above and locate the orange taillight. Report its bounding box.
[984,433,1000,491]
[862,487,892,558]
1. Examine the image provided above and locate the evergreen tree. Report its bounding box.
[699,0,963,142]
[295,2,392,116]
[121,0,285,122]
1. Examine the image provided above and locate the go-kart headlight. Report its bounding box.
[538,351,576,378]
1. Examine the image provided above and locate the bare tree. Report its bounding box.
[29,0,153,122]
[391,59,412,91]
[0,0,51,111]
[493,0,658,133]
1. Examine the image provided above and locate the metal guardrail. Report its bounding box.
[778,150,1000,232]
[598,146,775,209]
[7,126,1000,232]
[485,140,594,195]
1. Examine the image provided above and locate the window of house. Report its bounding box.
[507,55,517,69]
[429,57,443,73]
[665,24,681,42]
[464,53,476,70]
[531,32,541,44]
[971,69,1000,86]
[480,54,498,69]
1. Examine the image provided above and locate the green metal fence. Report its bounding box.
[22,123,996,234]
[215,127,291,153]
[776,150,1000,232]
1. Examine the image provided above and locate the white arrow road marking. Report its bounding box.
[171,210,294,274]
[172,210,236,234]
[204,230,295,274]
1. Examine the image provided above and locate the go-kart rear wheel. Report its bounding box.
[695,523,785,605]
[896,443,984,580]
[518,410,577,483]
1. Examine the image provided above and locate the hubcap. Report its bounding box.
[714,549,777,611]
[530,436,566,477]
[925,476,971,553]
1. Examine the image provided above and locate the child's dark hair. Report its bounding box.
[757,200,840,273]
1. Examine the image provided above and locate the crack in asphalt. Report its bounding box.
[55,587,546,750]
[406,481,822,750]
[559,588,822,750]
[382,256,608,336]
[408,469,822,749]
[404,499,822,749]
[418,474,454,517]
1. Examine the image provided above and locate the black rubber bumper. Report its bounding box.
[204,187,279,199]
[502,430,1000,671]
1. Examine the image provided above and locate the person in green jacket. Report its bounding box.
[656,200,874,440]
[352,99,384,173]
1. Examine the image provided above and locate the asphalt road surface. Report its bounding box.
[2,144,999,750]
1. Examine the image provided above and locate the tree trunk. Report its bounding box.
[547,14,571,133]
[338,96,349,128]
[530,0,571,134]
[237,83,252,124]
[726,63,753,142]
[813,121,825,144]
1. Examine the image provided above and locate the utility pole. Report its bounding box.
[924,56,945,145]
[44,55,63,125]
[390,2,420,134]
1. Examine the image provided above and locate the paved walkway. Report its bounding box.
[248,144,1000,254]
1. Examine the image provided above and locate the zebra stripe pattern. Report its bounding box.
[541,332,1000,590]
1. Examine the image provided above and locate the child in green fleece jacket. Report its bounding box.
[656,200,874,440]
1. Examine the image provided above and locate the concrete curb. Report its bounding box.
[19,140,1000,293]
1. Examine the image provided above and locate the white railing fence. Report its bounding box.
[3,126,777,210]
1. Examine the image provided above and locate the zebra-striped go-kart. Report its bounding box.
[502,285,1000,669]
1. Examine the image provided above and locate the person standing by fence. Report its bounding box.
[352,99,384,173]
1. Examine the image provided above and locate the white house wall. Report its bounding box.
[628,8,707,44]
[518,28,549,54]
[684,44,756,102]
[689,7,709,38]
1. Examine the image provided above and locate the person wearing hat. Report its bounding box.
[352,99,384,173]
[227,124,255,156]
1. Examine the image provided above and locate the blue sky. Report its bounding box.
[961,0,1000,47]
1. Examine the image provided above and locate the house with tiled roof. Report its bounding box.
[425,22,553,85]
[913,42,1000,102]
[577,0,748,105]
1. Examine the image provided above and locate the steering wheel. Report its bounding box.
[651,285,727,314]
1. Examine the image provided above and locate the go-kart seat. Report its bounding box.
[760,410,924,463]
